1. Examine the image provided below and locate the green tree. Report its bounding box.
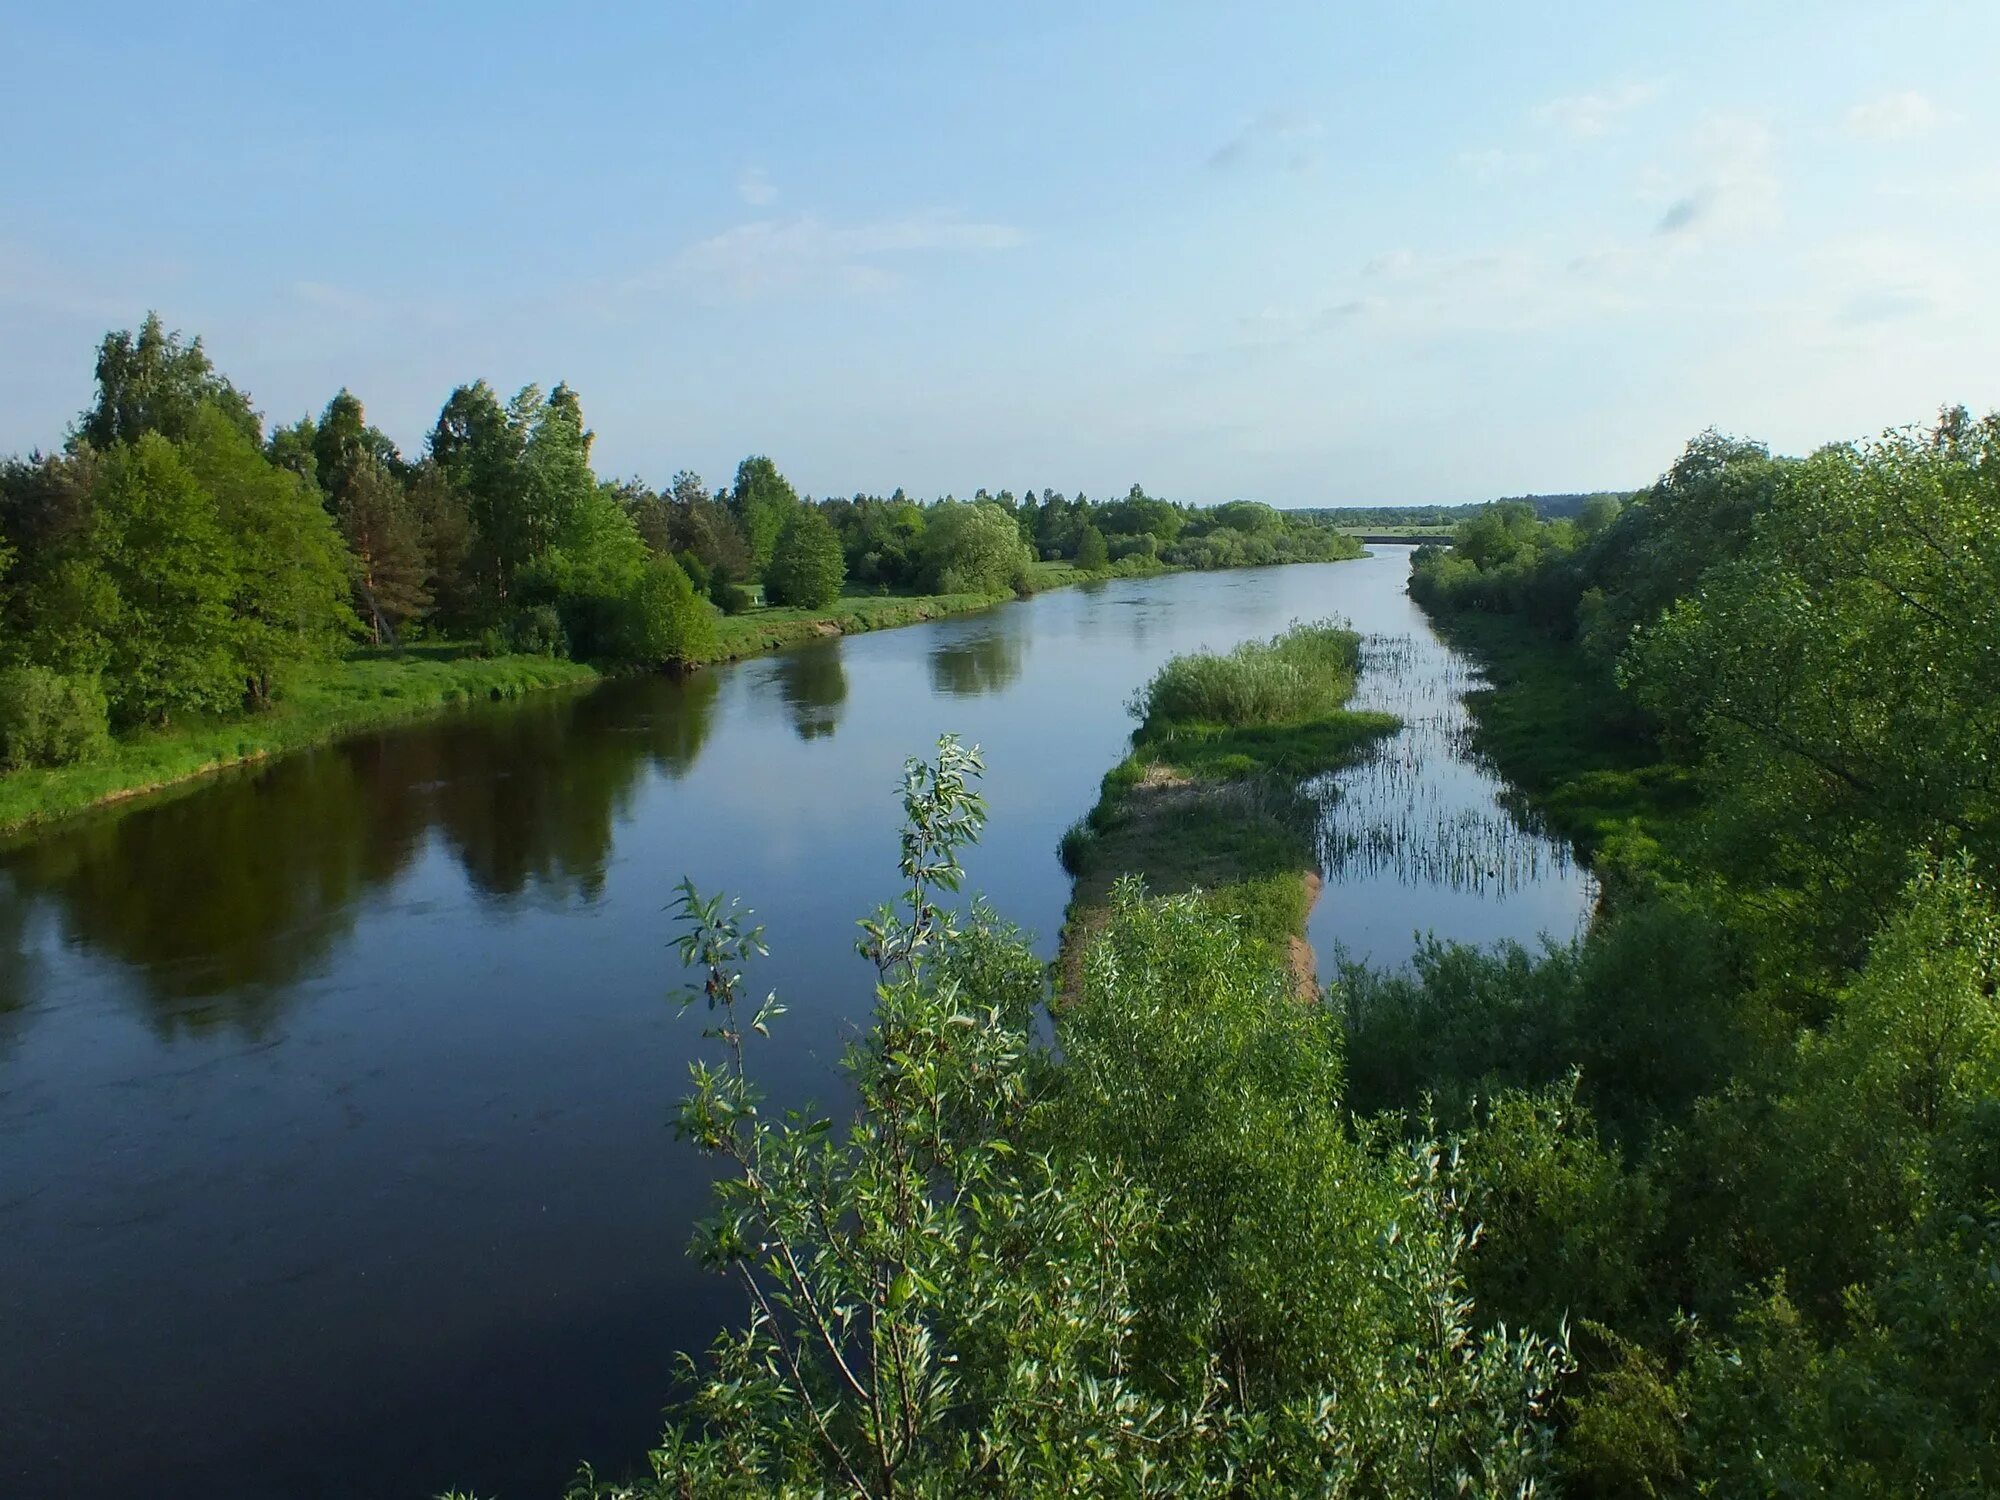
[86,434,242,723]
[179,407,353,702]
[764,506,846,608]
[336,459,431,643]
[1075,522,1110,571]
[609,557,717,668]
[77,313,261,450]
[729,455,798,576]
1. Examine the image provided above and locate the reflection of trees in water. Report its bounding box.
[928,629,1024,698]
[0,673,725,1037]
[767,643,846,741]
[429,692,649,902]
[0,875,35,1060]
[0,746,425,1037]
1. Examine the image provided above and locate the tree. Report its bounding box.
[764,506,846,608]
[1075,522,1110,571]
[77,313,261,451]
[729,455,799,576]
[311,389,402,512]
[85,434,242,723]
[336,459,432,643]
[179,407,353,702]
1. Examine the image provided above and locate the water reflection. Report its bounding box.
[765,643,847,741]
[0,674,724,1030]
[927,628,1024,698]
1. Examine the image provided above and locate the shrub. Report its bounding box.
[610,558,717,667]
[504,604,569,658]
[0,666,112,770]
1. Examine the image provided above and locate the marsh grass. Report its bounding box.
[1131,619,1363,729]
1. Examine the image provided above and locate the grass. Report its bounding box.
[1417,607,1696,877]
[1061,621,1400,987]
[0,649,600,839]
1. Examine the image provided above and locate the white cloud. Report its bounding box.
[736,167,776,206]
[669,211,1025,298]
[1845,91,1943,142]
[1533,82,1658,139]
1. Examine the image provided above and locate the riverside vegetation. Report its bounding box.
[0,317,1360,833]
[0,318,1360,840]
[559,404,1998,1497]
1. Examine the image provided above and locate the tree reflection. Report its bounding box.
[766,643,847,741]
[0,745,425,1037]
[0,673,723,1036]
[927,628,1024,698]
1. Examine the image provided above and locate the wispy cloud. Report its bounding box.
[667,211,1025,298]
[1845,90,1943,142]
[1206,109,1324,172]
[1533,82,1658,139]
[1651,114,1778,241]
[736,166,776,206]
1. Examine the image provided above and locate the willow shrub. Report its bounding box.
[588,737,1569,1499]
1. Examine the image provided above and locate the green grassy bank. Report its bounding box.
[1058,621,1399,987]
[1417,605,1694,875]
[0,647,600,839]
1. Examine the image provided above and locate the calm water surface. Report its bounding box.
[0,549,1589,1498]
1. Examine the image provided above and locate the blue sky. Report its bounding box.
[3,0,1996,504]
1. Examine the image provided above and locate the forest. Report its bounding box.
[573,406,2000,1497]
[0,316,1357,790]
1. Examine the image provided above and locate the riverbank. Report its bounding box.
[1414,603,1693,878]
[1058,621,1399,993]
[698,562,1087,663]
[0,555,1348,840]
[0,648,600,839]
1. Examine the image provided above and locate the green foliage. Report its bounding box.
[763,506,846,608]
[1074,521,1110,571]
[0,666,110,770]
[78,312,261,450]
[729,454,799,575]
[598,741,1569,1497]
[608,558,716,668]
[1133,620,1362,730]
[919,499,1034,594]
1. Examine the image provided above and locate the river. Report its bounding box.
[0,547,1591,1498]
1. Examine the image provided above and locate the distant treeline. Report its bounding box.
[0,314,1358,774]
[1299,490,1635,528]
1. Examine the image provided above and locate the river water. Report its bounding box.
[0,547,1590,1498]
